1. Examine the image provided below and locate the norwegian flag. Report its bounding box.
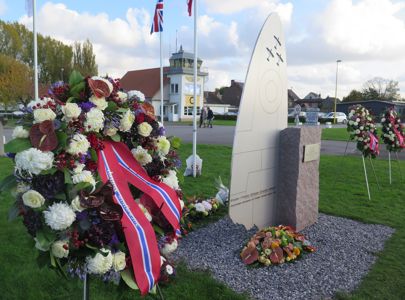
[187,0,193,16]
[151,0,164,34]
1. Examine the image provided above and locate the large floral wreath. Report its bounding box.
[380,108,405,152]
[2,71,184,294]
[347,105,379,158]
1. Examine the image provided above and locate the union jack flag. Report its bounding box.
[151,0,164,34]
[187,0,193,16]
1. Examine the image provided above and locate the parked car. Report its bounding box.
[320,112,347,124]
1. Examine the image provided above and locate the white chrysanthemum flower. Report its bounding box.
[166,265,174,275]
[154,136,170,156]
[127,90,145,102]
[44,202,76,231]
[72,170,96,188]
[33,108,56,123]
[67,134,90,155]
[138,203,152,222]
[70,196,85,212]
[15,148,54,175]
[161,239,178,256]
[162,170,179,190]
[119,110,135,132]
[131,146,152,166]
[89,95,108,111]
[86,248,113,275]
[117,91,128,102]
[12,126,29,139]
[28,97,55,110]
[73,163,86,174]
[61,103,81,120]
[137,122,153,137]
[202,200,212,212]
[85,108,104,132]
[195,203,205,213]
[112,251,126,272]
[22,190,45,208]
[91,76,113,96]
[51,240,69,258]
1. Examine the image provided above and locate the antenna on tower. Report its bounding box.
[175,29,178,52]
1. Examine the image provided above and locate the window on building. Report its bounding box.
[175,84,178,94]
[171,84,174,94]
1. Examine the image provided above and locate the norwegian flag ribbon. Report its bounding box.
[393,127,405,148]
[98,141,182,294]
[151,0,164,34]
[369,132,379,155]
[187,0,193,16]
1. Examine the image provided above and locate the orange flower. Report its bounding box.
[293,247,301,256]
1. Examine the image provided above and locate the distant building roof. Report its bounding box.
[288,89,300,101]
[304,92,321,100]
[221,80,244,107]
[120,67,170,98]
[204,91,226,105]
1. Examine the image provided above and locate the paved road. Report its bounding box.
[3,125,405,159]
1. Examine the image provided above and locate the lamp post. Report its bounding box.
[61,67,64,82]
[333,59,342,124]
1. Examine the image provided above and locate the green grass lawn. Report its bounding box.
[1,144,405,299]
[321,127,384,143]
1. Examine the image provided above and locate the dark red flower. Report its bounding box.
[87,133,104,150]
[29,120,58,151]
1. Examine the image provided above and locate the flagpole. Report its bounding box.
[33,0,39,101]
[160,31,164,126]
[192,0,198,177]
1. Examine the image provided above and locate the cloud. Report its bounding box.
[319,0,405,58]
[0,0,7,15]
[203,0,293,23]
[19,2,160,77]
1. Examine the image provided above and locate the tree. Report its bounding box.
[73,39,98,76]
[0,54,33,109]
[342,89,364,102]
[362,77,400,101]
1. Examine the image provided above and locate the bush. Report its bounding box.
[214,114,237,121]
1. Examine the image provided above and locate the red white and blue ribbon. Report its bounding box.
[98,141,181,294]
[369,132,379,155]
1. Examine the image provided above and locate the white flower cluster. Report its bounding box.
[12,126,29,139]
[120,109,135,132]
[85,108,104,132]
[131,146,152,166]
[162,170,179,190]
[89,95,108,110]
[67,134,90,155]
[154,136,170,156]
[15,148,54,175]
[160,239,178,256]
[127,90,145,102]
[86,248,113,274]
[61,103,82,120]
[44,202,76,231]
[33,108,56,123]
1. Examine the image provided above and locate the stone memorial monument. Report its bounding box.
[229,13,287,229]
[229,13,321,231]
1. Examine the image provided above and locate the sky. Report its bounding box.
[1,0,405,99]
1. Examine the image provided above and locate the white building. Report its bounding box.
[120,46,208,122]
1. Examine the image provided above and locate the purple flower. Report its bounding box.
[158,126,166,136]
[79,101,96,113]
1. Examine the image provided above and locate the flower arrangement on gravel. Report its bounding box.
[240,225,315,266]
[347,105,379,158]
[0,71,184,295]
[380,108,405,152]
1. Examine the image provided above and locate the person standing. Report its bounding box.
[199,106,207,128]
[207,107,214,128]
